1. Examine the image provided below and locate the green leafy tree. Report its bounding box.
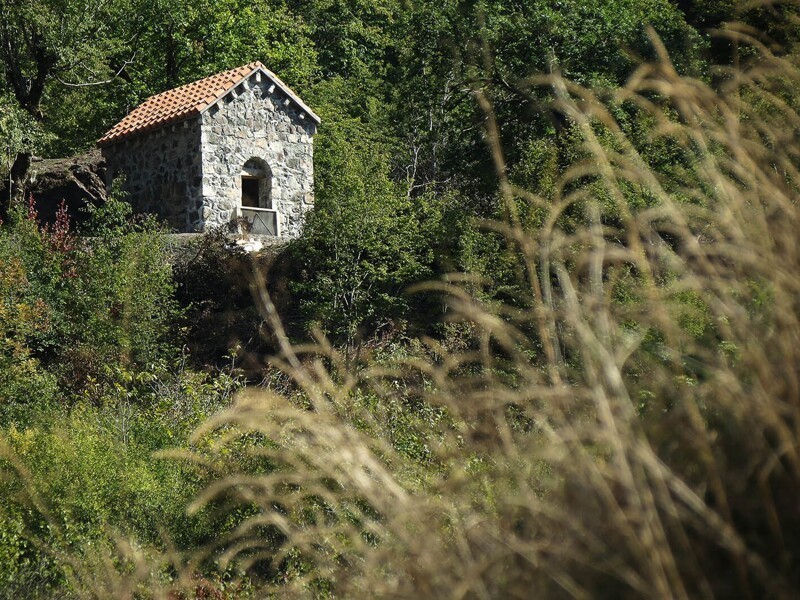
[0,95,50,210]
[284,116,441,348]
[117,0,319,98]
[0,0,128,198]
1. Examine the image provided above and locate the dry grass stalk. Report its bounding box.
[2,22,798,600]
[184,26,800,598]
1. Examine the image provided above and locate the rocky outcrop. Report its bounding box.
[20,150,108,225]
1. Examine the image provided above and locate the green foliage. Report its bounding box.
[283,115,454,344]
[0,94,51,182]
[75,192,179,378]
[74,235,177,378]
[0,192,180,411]
[481,0,701,80]
[125,0,320,92]
[287,0,400,81]
[0,371,238,598]
[0,247,59,419]
[0,0,129,158]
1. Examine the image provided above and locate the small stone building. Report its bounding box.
[98,62,319,237]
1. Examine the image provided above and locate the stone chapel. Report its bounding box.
[97,62,319,237]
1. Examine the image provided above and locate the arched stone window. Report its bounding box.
[241,158,272,209]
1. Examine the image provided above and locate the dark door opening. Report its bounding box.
[242,177,260,208]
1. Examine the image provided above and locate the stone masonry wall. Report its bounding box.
[200,72,316,237]
[101,120,204,231]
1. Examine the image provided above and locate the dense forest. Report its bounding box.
[1,1,800,597]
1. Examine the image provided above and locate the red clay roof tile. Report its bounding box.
[97,61,319,146]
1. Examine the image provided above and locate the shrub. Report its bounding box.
[0,363,244,598]
[171,227,268,368]
[0,191,181,407]
[281,120,462,350]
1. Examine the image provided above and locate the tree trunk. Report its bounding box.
[4,151,31,216]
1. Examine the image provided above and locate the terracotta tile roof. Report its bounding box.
[98,61,319,146]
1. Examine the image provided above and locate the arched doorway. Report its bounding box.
[241,158,272,209]
[240,158,278,235]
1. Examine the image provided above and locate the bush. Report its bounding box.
[172,228,270,369]
[0,363,244,598]
[282,118,462,349]
[0,192,181,410]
